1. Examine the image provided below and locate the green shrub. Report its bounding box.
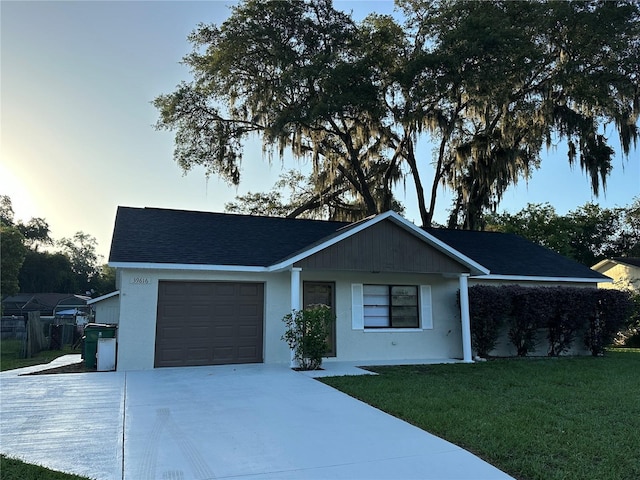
[546,287,595,356]
[507,286,550,356]
[585,289,633,356]
[282,304,333,370]
[468,285,510,357]
[629,292,640,331]
[625,331,640,347]
[619,292,640,347]
[469,285,635,357]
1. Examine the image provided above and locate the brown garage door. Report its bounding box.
[155,281,264,367]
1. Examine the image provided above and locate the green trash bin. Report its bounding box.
[83,323,117,369]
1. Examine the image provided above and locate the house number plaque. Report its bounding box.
[130,277,151,285]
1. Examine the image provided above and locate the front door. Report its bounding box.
[303,282,336,357]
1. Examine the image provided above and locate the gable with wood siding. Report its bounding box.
[294,219,468,274]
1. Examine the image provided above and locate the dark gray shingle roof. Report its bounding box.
[425,228,607,280]
[109,207,348,266]
[109,206,607,280]
[612,257,640,268]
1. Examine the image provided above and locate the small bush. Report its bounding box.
[282,304,333,370]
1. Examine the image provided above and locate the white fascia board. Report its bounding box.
[86,291,120,305]
[471,274,611,284]
[108,262,268,273]
[591,259,614,271]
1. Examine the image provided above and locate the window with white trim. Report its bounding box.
[352,283,432,330]
[363,285,419,328]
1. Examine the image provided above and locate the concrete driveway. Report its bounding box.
[1,357,513,480]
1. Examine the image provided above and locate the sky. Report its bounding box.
[2,0,638,261]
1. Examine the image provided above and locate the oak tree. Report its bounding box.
[156,0,639,229]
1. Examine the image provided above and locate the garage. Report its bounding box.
[155,281,264,367]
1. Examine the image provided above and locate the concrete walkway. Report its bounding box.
[1,357,513,480]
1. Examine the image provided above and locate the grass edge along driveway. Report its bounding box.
[0,340,78,372]
[0,455,92,480]
[321,349,640,480]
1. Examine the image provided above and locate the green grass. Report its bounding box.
[0,340,78,372]
[0,455,91,480]
[321,349,640,480]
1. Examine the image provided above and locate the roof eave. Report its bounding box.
[592,259,615,271]
[86,291,120,304]
[471,274,612,284]
[108,262,269,272]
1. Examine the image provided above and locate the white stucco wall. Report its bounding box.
[301,271,463,363]
[115,267,466,370]
[116,269,292,371]
[116,266,608,369]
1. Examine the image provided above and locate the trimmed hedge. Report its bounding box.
[468,285,632,357]
[507,286,551,356]
[467,285,510,357]
[546,287,595,356]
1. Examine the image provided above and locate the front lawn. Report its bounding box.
[321,349,640,480]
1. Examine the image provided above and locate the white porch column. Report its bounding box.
[290,267,302,367]
[459,273,473,363]
[290,267,302,310]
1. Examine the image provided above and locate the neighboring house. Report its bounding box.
[86,291,120,324]
[108,206,609,371]
[53,295,91,317]
[1,293,90,318]
[592,258,640,292]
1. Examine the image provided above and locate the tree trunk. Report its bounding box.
[405,138,431,226]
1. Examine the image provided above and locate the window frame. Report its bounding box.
[363,284,420,329]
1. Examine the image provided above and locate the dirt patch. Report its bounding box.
[21,362,95,375]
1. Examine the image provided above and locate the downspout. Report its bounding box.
[290,267,302,368]
[459,274,473,363]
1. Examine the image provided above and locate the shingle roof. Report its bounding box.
[425,228,607,280]
[0,293,82,316]
[612,257,640,268]
[109,206,607,280]
[109,207,349,266]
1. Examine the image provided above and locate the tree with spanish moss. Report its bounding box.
[401,0,639,229]
[155,0,404,221]
[155,0,638,229]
